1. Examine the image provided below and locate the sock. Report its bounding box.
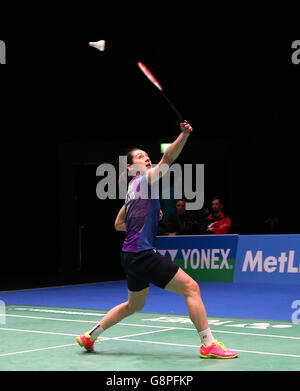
[88,323,104,341]
[198,328,214,346]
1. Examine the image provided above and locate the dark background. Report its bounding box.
[1,6,299,289]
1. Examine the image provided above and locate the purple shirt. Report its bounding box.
[122,173,160,253]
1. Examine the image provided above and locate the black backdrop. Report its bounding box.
[1,6,299,289]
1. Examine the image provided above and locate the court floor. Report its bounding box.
[1,304,300,371]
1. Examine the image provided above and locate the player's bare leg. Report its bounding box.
[98,287,149,330]
[164,268,209,332]
[76,288,149,351]
[165,268,238,358]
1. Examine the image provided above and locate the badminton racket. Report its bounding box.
[137,62,185,122]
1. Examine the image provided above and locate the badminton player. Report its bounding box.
[76,120,238,359]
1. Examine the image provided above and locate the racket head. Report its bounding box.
[137,62,163,91]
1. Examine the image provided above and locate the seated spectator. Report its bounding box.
[157,209,168,235]
[200,196,231,234]
[165,199,199,235]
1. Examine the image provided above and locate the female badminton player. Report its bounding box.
[76,121,238,359]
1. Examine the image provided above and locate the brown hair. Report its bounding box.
[118,147,139,188]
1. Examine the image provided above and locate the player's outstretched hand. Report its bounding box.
[180,120,193,135]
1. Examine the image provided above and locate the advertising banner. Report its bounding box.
[156,235,239,282]
[234,235,300,284]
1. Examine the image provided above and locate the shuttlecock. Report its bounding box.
[89,40,105,51]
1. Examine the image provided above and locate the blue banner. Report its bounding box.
[234,235,300,285]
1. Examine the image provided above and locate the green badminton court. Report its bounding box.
[0,304,299,371]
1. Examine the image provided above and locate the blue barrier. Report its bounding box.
[234,234,300,285]
[156,234,300,285]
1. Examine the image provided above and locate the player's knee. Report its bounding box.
[134,303,145,313]
[127,301,144,314]
[186,279,200,298]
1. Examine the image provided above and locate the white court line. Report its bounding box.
[0,327,176,358]
[99,337,300,359]
[4,314,172,329]
[0,326,176,341]
[4,313,300,340]
[229,349,300,358]
[0,326,300,359]
[5,314,100,324]
[12,308,106,316]
[0,327,77,337]
[182,327,300,340]
[0,343,77,357]
[114,328,177,339]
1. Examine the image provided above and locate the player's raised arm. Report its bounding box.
[146,120,193,184]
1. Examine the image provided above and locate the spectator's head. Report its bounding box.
[176,199,186,215]
[211,196,223,216]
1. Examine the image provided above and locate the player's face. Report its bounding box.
[128,149,152,174]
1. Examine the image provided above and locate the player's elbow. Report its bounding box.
[115,221,125,231]
[114,222,121,231]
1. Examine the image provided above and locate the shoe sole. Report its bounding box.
[200,353,239,359]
